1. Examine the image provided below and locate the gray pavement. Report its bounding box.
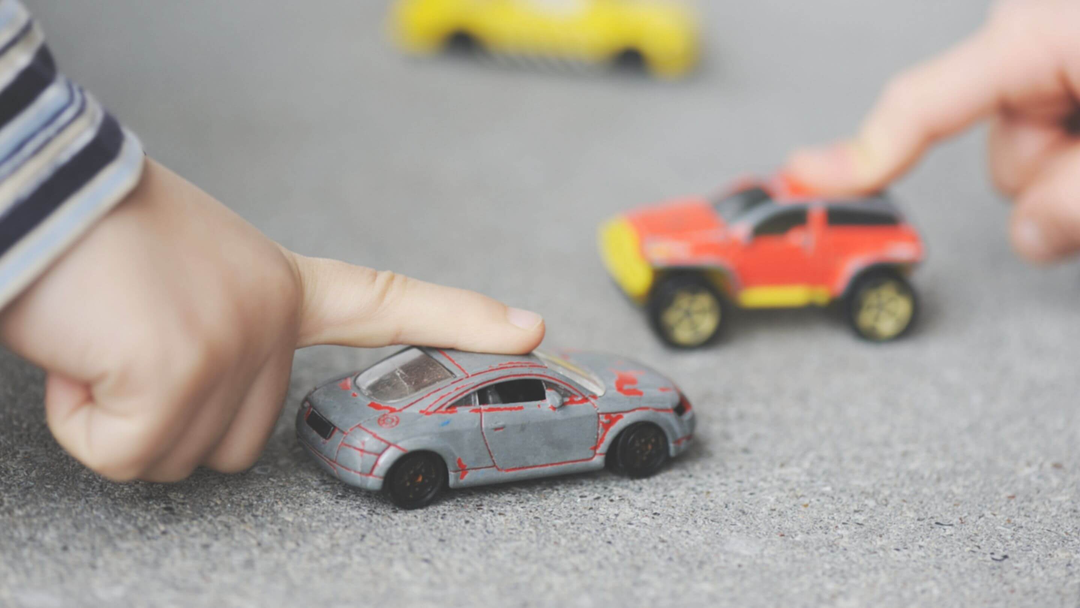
[2,1,1079,606]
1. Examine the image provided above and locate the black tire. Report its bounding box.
[444,31,480,55]
[613,423,670,479]
[611,48,646,73]
[647,274,727,349]
[385,452,446,510]
[845,269,918,342]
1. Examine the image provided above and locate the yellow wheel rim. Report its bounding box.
[660,289,721,347]
[855,280,913,340]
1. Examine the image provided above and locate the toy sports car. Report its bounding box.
[296,347,695,509]
[599,174,925,348]
[390,0,699,79]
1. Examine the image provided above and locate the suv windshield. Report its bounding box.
[356,348,454,402]
[534,350,606,396]
[712,186,771,222]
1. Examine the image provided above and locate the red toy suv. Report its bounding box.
[599,175,925,348]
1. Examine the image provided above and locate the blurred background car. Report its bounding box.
[390,0,700,78]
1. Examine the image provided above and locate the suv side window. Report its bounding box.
[827,207,899,227]
[479,379,546,405]
[753,208,807,237]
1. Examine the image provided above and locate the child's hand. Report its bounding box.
[786,0,1080,263]
[0,159,545,482]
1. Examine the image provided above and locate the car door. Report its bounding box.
[737,205,825,306]
[493,0,590,57]
[480,378,598,471]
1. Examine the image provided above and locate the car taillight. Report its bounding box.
[674,391,692,416]
[305,404,336,439]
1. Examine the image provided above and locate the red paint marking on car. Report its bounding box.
[566,395,591,406]
[592,413,624,451]
[338,378,351,391]
[352,424,406,451]
[491,362,546,371]
[657,387,673,393]
[613,371,644,397]
[377,413,400,428]
[351,392,359,397]
[367,401,395,412]
[502,455,599,473]
[456,457,469,480]
[674,434,693,446]
[299,436,384,480]
[405,375,472,412]
[478,411,499,466]
[616,405,683,416]
[339,443,383,457]
[438,349,467,375]
[424,373,586,414]
[471,406,524,413]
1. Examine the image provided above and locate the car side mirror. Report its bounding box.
[547,389,564,409]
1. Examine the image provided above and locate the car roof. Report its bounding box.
[422,347,543,378]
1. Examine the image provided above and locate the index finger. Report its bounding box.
[788,6,1032,195]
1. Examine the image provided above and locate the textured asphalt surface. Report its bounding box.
[2,1,1079,607]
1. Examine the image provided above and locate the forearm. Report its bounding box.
[0,0,143,310]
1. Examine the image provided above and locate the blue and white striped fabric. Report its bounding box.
[0,0,143,310]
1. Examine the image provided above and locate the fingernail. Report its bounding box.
[1015,217,1052,260]
[507,307,543,330]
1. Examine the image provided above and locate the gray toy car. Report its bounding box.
[296,347,696,508]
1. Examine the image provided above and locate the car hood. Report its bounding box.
[624,197,725,242]
[554,350,680,413]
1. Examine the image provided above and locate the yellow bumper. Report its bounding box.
[598,216,654,303]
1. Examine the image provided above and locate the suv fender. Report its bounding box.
[836,261,913,300]
[651,264,740,301]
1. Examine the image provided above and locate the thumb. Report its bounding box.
[1010,144,1080,263]
[291,254,545,353]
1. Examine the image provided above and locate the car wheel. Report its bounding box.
[846,269,918,342]
[444,30,481,55]
[611,48,646,73]
[385,452,446,510]
[614,423,669,479]
[647,274,726,349]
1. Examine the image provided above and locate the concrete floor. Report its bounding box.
[2,1,1078,606]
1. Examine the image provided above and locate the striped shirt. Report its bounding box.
[0,0,143,310]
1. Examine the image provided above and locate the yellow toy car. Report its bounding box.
[390,0,700,79]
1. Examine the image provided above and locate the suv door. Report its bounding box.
[737,205,825,306]
[479,378,598,470]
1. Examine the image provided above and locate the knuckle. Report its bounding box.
[369,270,411,310]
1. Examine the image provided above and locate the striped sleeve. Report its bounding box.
[0,0,144,310]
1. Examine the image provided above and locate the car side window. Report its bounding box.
[827,207,899,227]
[447,392,477,409]
[753,208,807,238]
[480,379,546,405]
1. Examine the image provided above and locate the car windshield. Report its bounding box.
[534,350,606,396]
[356,348,454,402]
[712,186,772,222]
